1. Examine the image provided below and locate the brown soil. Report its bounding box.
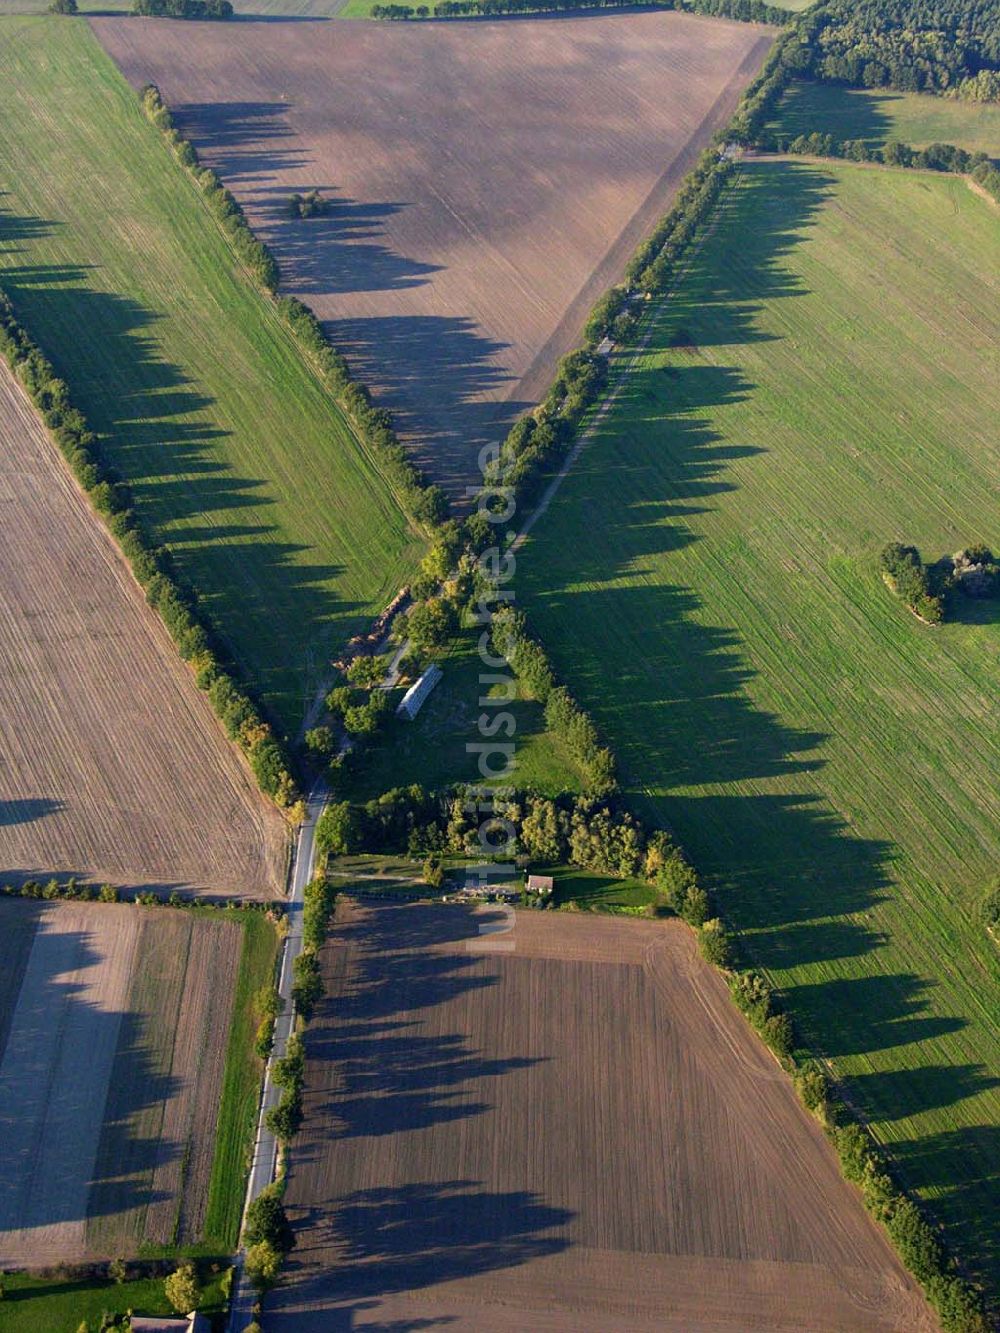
[269,901,937,1331]
[0,362,287,896]
[0,899,243,1264]
[92,11,773,495]
[85,911,241,1251]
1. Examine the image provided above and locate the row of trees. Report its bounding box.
[139,84,449,537]
[796,0,1000,100]
[374,0,788,22]
[768,130,991,175]
[491,606,617,794]
[0,292,301,816]
[132,0,234,17]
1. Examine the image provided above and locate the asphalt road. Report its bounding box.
[228,780,327,1333]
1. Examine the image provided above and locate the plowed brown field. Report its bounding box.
[269,900,937,1331]
[0,362,286,895]
[93,11,773,493]
[0,899,240,1264]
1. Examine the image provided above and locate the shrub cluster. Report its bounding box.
[265,1032,305,1142]
[241,1183,296,1294]
[0,290,300,814]
[139,85,448,533]
[132,0,233,16]
[374,0,788,22]
[288,190,328,219]
[287,880,336,1020]
[335,782,682,885]
[490,606,616,793]
[253,984,282,1061]
[729,969,795,1056]
[879,543,943,622]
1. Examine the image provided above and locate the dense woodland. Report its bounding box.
[800,0,1000,99]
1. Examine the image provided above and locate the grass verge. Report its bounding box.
[203,911,280,1248]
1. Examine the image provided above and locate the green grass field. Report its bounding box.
[347,629,585,802]
[0,1266,229,1333]
[0,18,421,735]
[770,79,1000,158]
[203,911,279,1247]
[521,159,1000,1294]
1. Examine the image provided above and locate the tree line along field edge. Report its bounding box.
[517,156,1000,1298]
[0,16,423,745]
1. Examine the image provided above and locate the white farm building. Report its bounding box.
[396,663,442,720]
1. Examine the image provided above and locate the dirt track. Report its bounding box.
[0,899,241,1264]
[93,11,773,495]
[269,901,937,1331]
[0,362,286,895]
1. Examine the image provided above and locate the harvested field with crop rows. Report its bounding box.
[0,362,286,895]
[95,10,774,494]
[0,899,263,1265]
[269,900,934,1331]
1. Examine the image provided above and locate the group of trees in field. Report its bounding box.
[132,0,234,17]
[880,543,999,622]
[880,543,944,621]
[0,292,300,816]
[373,0,788,22]
[288,190,328,219]
[797,0,1000,100]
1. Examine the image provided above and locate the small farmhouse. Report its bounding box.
[527,874,554,895]
[396,663,442,720]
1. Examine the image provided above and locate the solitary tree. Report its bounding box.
[164,1261,200,1314]
[245,1239,282,1291]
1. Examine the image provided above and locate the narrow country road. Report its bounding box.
[228,779,327,1333]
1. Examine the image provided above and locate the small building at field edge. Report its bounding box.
[131,1314,210,1333]
[527,874,554,895]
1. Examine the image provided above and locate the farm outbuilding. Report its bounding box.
[527,874,555,895]
[131,1314,210,1333]
[396,663,442,720]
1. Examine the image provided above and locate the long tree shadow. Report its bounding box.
[323,312,531,491]
[158,100,535,491]
[0,906,176,1249]
[0,208,361,732]
[273,903,566,1324]
[173,100,308,183]
[297,901,541,1148]
[890,1124,1000,1294]
[255,186,441,297]
[769,81,910,155]
[521,159,997,1288]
